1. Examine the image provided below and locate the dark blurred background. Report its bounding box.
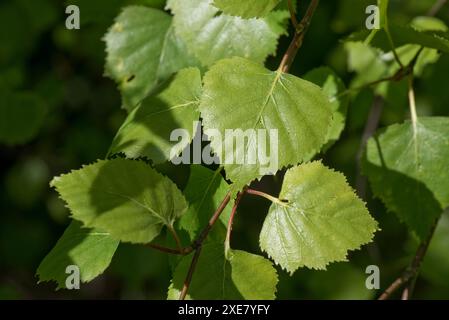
[0,0,448,299]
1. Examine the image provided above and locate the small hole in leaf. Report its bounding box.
[213,11,223,18]
[126,75,136,82]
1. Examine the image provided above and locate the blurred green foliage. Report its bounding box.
[0,0,448,299]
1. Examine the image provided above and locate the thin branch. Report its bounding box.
[386,29,404,69]
[279,0,320,72]
[287,0,299,29]
[146,190,231,299]
[147,243,191,255]
[193,191,231,249]
[225,191,245,253]
[335,75,398,100]
[355,96,384,264]
[378,218,439,300]
[149,192,232,254]
[401,277,417,300]
[335,45,423,101]
[356,96,384,200]
[427,0,447,16]
[378,271,415,300]
[178,191,232,300]
[400,219,440,300]
[179,245,202,300]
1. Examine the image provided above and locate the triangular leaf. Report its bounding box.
[51,158,188,244]
[212,0,281,18]
[104,6,199,110]
[199,57,333,192]
[109,68,202,163]
[168,243,278,299]
[37,221,119,290]
[166,0,289,67]
[260,161,378,273]
[363,117,449,239]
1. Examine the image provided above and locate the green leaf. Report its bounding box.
[168,243,278,299]
[166,0,289,67]
[412,16,448,32]
[275,0,297,12]
[259,161,378,273]
[349,25,449,54]
[199,57,333,192]
[180,166,231,240]
[344,40,402,102]
[345,42,389,86]
[303,67,349,151]
[351,18,448,77]
[51,158,188,244]
[0,92,46,145]
[104,6,199,111]
[212,0,281,18]
[393,17,448,76]
[109,68,202,163]
[37,221,119,290]
[345,17,448,93]
[363,117,449,239]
